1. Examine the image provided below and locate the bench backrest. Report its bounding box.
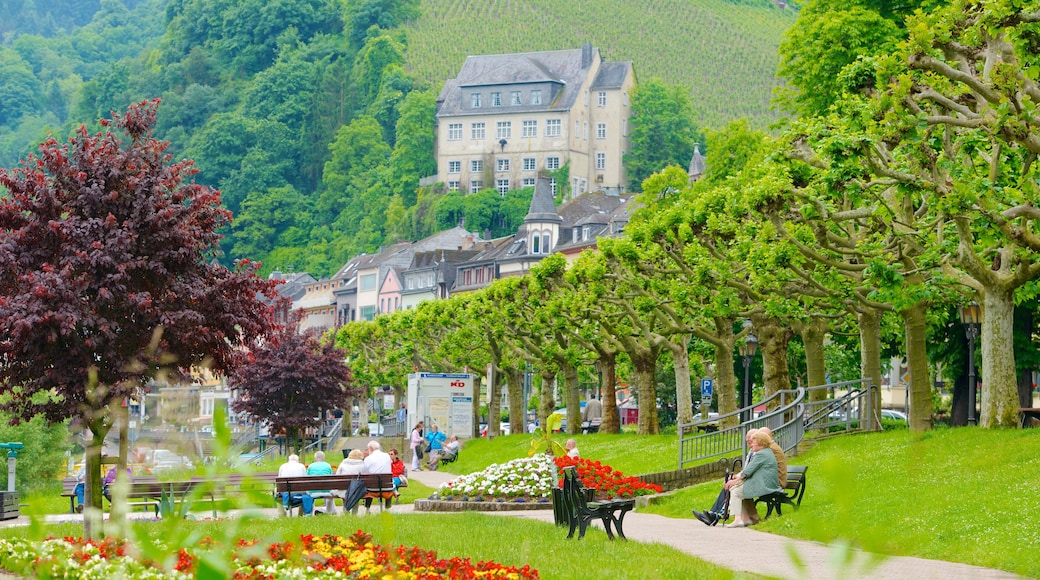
[276,473,395,494]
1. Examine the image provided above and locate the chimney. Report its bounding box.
[581,42,593,68]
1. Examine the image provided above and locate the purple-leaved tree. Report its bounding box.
[0,100,279,535]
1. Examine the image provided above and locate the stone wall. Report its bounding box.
[634,457,733,492]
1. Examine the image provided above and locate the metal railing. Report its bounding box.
[677,378,878,470]
[678,387,805,469]
[303,417,344,455]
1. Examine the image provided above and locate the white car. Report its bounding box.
[151,449,193,473]
[881,409,908,421]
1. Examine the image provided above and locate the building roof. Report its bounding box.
[688,144,706,181]
[525,176,562,224]
[437,46,595,117]
[591,61,632,90]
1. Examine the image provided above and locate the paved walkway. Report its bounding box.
[1,469,1022,580]
[406,469,1021,580]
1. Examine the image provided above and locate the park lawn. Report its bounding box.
[0,512,735,580]
[639,428,1040,579]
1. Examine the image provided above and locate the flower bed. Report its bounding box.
[435,456,556,502]
[0,532,539,579]
[431,454,662,503]
[553,456,663,499]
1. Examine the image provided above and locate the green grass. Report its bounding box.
[0,513,735,580]
[639,428,1040,578]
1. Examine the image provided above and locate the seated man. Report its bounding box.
[361,441,393,511]
[278,454,313,515]
[428,435,460,471]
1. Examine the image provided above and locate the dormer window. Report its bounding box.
[573,227,580,243]
[491,92,502,106]
[582,226,591,241]
[532,234,540,254]
[471,93,482,108]
[511,91,522,105]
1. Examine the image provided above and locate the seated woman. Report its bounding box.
[389,449,407,492]
[723,430,783,527]
[428,435,460,471]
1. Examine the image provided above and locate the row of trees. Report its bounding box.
[335,0,1040,434]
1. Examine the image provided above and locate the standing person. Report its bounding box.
[723,430,782,527]
[581,395,603,433]
[278,454,313,516]
[424,424,446,459]
[409,421,425,471]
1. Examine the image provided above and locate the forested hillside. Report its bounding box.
[0,0,794,278]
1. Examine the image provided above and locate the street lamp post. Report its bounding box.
[960,302,982,425]
[738,333,758,423]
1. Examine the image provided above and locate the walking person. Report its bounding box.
[409,421,425,471]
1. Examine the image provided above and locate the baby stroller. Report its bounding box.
[692,457,743,526]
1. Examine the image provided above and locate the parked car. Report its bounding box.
[881,409,908,421]
[151,449,193,473]
[691,412,720,432]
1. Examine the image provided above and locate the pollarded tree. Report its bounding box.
[229,314,359,455]
[0,99,278,534]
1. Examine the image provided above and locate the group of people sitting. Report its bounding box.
[408,422,461,471]
[277,440,407,516]
[692,426,786,528]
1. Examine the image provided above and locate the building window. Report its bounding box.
[597,91,607,106]
[523,157,536,171]
[550,177,557,196]
[522,120,537,138]
[531,90,542,105]
[471,122,486,140]
[471,159,483,173]
[447,123,463,141]
[471,93,482,108]
[407,278,415,290]
[542,233,551,253]
[496,178,510,195]
[360,274,377,291]
[496,121,511,139]
[448,180,460,191]
[575,120,580,138]
[448,161,461,173]
[583,121,588,140]
[595,152,606,170]
[496,158,510,172]
[491,92,502,106]
[511,91,522,105]
[546,156,560,170]
[522,177,536,187]
[360,305,376,321]
[596,123,606,140]
[532,233,540,254]
[583,226,591,241]
[476,268,484,284]
[622,119,628,137]
[470,180,483,193]
[546,118,561,137]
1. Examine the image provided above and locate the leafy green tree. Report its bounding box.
[0,49,44,126]
[625,78,702,191]
[351,30,406,115]
[344,0,421,48]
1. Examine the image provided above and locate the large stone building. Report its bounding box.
[434,42,635,198]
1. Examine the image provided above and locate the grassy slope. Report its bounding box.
[404,0,797,130]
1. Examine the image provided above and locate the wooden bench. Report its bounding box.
[754,464,808,519]
[61,475,159,513]
[558,466,635,540]
[275,473,405,516]
[1020,408,1040,428]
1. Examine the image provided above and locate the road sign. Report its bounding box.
[700,378,713,397]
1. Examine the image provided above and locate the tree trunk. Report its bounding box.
[1014,306,1035,409]
[752,315,793,400]
[538,369,556,428]
[670,335,694,425]
[859,308,883,430]
[84,417,110,539]
[487,367,502,437]
[633,352,660,434]
[597,354,621,434]
[801,318,828,395]
[980,287,1020,427]
[714,317,738,430]
[563,362,581,435]
[505,366,525,435]
[902,300,933,431]
[472,374,484,439]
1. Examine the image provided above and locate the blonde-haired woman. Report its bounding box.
[723,430,782,527]
[409,421,425,471]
